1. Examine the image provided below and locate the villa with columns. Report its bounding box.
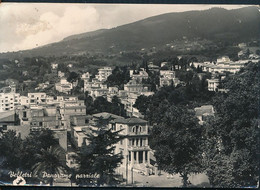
[109,117,151,170]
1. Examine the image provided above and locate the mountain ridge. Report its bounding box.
[0,6,259,58]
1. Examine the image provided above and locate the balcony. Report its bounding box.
[127,131,148,136]
[22,117,28,121]
[127,145,150,151]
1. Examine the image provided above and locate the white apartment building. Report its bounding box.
[84,80,107,93]
[81,72,91,81]
[0,93,20,112]
[95,67,112,82]
[207,79,220,92]
[55,78,73,94]
[130,68,149,82]
[28,93,47,105]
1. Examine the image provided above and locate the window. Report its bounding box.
[120,140,123,145]
[140,138,143,146]
[39,122,43,126]
[3,125,7,130]
[23,112,27,118]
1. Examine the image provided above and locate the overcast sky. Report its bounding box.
[0,3,252,53]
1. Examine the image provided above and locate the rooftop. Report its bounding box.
[0,110,15,122]
[194,105,214,117]
[92,112,124,120]
[112,117,147,124]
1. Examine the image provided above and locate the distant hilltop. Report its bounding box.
[0,6,259,58]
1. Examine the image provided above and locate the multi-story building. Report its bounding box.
[0,110,30,139]
[129,68,149,82]
[84,80,107,93]
[90,88,109,99]
[124,79,149,93]
[192,56,259,74]
[81,72,91,81]
[55,78,73,94]
[17,105,68,150]
[28,93,47,105]
[207,78,220,92]
[109,117,151,170]
[159,70,176,87]
[95,67,112,82]
[59,99,86,130]
[0,93,20,112]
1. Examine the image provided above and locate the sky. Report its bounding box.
[0,3,253,53]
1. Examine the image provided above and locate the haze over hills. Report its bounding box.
[1,6,259,58]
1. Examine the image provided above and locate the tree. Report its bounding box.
[106,66,130,89]
[84,92,95,114]
[32,145,67,186]
[22,129,60,171]
[67,72,79,83]
[204,62,259,187]
[76,129,123,186]
[150,105,203,187]
[0,130,23,170]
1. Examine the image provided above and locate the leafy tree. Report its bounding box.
[106,66,130,89]
[91,96,126,117]
[32,145,67,186]
[256,49,260,56]
[0,130,23,170]
[57,63,69,73]
[76,129,123,186]
[133,95,151,115]
[67,72,79,83]
[150,105,203,187]
[21,129,60,171]
[204,62,259,187]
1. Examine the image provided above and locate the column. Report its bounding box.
[131,151,134,166]
[147,151,150,165]
[136,151,139,164]
[143,151,146,163]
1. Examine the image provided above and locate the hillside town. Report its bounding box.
[0,37,259,187]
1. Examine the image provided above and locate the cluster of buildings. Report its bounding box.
[159,70,180,87]
[83,67,154,118]
[0,91,86,150]
[0,91,155,176]
[68,112,153,174]
[192,56,259,92]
